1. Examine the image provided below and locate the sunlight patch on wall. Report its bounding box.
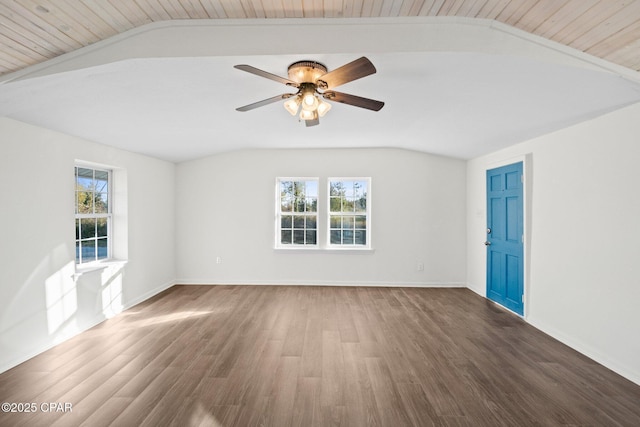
[101,264,124,318]
[45,261,77,335]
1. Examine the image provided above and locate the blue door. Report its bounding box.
[486,162,524,315]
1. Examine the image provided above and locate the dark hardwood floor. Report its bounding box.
[1,285,639,426]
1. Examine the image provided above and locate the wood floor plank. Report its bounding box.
[281,302,307,357]
[264,355,301,427]
[291,376,322,427]
[364,357,414,427]
[1,285,639,427]
[301,288,323,378]
[79,396,134,427]
[320,330,345,408]
[342,342,382,427]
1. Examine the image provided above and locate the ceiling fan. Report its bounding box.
[234,57,384,127]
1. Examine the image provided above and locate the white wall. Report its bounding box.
[467,102,640,385]
[176,148,467,287]
[0,118,175,373]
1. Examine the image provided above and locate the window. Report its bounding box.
[328,178,370,247]
[276,178,318,247]
[75,166,111,263]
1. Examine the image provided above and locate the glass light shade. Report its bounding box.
[317,100,332,117]
[299,109,317,121]
[284,97,301,116]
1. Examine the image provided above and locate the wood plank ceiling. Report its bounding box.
[1,0,640,78]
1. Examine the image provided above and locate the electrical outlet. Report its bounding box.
[417,262,424,272]
[216,257,222,264]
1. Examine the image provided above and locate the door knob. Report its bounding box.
[484,241,491,246]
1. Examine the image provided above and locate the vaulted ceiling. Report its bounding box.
[1,1,640,163]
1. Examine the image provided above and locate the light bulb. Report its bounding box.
[303,93,316,106]
[301,93,319,111]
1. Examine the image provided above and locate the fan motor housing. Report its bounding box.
[287,61,327,83]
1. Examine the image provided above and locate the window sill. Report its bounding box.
[274,247,374,254]
[74,259,128,279]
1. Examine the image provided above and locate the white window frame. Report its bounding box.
[275,177,320,249]
[327,177,371,249]
[75,165,112,264]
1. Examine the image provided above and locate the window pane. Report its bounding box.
[281,230,292,244]
[95,171,108,192]
[305,230,317,245]
[330,216,341,229]
[342,181,354,196]
[293,230,305,244]
[293,181,305,197]
[330,197,341,212]
[354,181,367,197]
[293,215,305,229]
[294,197,305,212]
[306,198,317,212]
[81,240,96,261]
[330,182,344,197]
[77,191,94,214]
[330,230,341,244]
[342,216,355,230]
[75,218,80,240]
[343,198,355,212]
[75,241,80,262]
[307,215,317,229]
[97,238,108,260]
[355,197,366,212]
[97,218,108,237]
[76,167,93,190]
[305,181,318,197]
[81,218,97,239]
[281,215,292,228]
[281,198,293,212]
[355,230,366,245]
[355,215,367,229]
[95,192,108,213]
[343,230,354,244]
[280,181,293,198]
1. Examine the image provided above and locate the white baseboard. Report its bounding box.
[122,279,176,310]
[174,279,466,288]
[527,316,640,387]
[451,284,639,387]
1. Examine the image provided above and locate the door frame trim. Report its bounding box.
[486,154,531,319]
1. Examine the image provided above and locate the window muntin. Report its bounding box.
[328,178,370,247]
[277,178,318,247]
[75,166,111,263]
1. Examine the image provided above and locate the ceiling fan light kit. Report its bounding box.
[234,57,384,127]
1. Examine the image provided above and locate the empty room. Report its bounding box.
[1,2,640,426]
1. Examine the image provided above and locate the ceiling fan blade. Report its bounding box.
[236,94,294,112]
[305,118,320,127]
[323,91,384,111]
[234,64,298,86]
[316,57,377,89]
